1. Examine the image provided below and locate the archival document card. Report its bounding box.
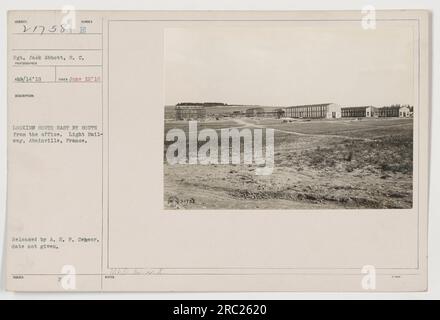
[6,10,430,291]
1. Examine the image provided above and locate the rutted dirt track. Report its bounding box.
[164,118,413,210]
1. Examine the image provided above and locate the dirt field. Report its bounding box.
[164,117,413,210]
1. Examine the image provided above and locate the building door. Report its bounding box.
[332,112,336,118]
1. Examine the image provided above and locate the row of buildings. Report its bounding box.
[174,103,413,120]
[283,104,413,119]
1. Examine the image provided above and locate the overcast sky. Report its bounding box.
[164,22,416,107]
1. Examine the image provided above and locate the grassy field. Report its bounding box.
[164,117,413,210]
